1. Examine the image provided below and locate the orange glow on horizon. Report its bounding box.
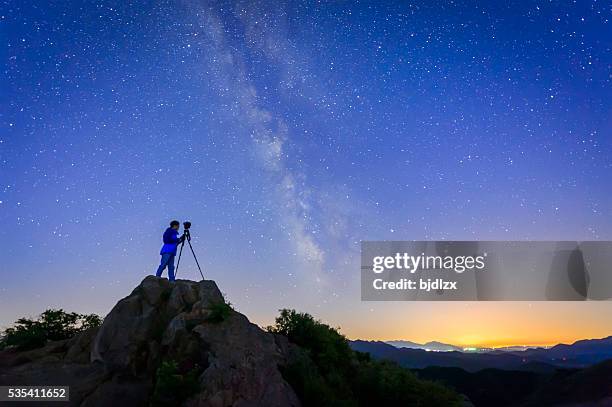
[346,333,584,349]
[327,301,612,349]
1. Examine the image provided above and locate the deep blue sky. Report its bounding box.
[2,0,611,344]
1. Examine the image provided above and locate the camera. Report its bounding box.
[183,221,192,229]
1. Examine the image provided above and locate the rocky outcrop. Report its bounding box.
[0,276,300,407]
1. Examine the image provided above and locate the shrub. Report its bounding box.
[0,309,102,351]
[151,360,201,406]
[268,309,461,407]
[207,300,233,323]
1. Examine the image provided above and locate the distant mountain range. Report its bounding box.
[385,340,463,352]
[385,339,548,353]
[353,337,612,406]
[351,336,612,372]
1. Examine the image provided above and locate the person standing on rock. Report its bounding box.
[155,220,185,282]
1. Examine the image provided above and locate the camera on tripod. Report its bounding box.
[182,221,192,240]
[175,220,203,279]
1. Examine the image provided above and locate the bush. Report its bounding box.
[151,360,201,406]
[207,300,233,323]
[0,309,102,351]
[268,309,461,407]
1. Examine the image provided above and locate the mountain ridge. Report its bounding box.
[350,336,612,372]
[384,336,612,353]
[385,340,463,352]
[0,276,464,406]
[0,276,301,406]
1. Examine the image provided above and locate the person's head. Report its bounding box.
[170,220,180,230]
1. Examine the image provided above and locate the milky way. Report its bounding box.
[2,1,611,344]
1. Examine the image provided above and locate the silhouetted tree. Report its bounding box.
[268,309,461,407]
[0,309,102,351]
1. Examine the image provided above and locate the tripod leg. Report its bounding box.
[175,241,185,278]
[187,239,205,280]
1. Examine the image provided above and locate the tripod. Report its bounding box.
[175,229,204,280]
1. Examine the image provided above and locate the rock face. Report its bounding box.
[0,276,300,407]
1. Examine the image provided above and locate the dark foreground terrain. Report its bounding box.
[0,276,461,406]
[415,362,612,407]
[351,340,612,406]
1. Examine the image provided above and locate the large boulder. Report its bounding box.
[0,276,300,407]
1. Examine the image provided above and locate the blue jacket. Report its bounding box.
[160,227,180,255]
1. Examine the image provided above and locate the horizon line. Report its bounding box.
[347,334,612,350]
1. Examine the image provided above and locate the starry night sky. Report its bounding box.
[2,0,611,346]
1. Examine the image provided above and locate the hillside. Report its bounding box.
[414,360,612,407]
[0,276,461,406]
[0,276,299,406]
[351,337,612,372]
[523,359,612,406]
[350,340,555,372]
[352,341,612,406]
